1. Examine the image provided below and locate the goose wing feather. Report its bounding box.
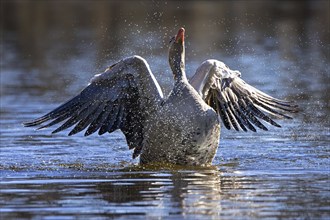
[24,56,163,158]
[190,59,298,132]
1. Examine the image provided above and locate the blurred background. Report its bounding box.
[1,1,329,101]
[0,1,329,219]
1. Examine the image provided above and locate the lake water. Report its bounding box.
[1,1,329,219]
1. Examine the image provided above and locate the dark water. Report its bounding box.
[1,1,329,219]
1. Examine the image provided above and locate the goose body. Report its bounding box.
[141,78,220,165]
[24,28,297,166]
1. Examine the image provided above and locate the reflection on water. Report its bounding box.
[1,168,222,219]
[1,167,329,219]
[1,1,329,219]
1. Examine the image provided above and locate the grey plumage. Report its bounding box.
[24,28,297,166]
[190,59,298,133]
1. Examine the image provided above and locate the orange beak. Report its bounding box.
[175,27,185,43]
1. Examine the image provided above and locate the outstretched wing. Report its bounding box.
[24,55,164,158]
[190,59,298,132]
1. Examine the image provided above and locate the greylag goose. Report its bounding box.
[24,28,297,166]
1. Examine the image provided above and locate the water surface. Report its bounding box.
[1,1,329,219]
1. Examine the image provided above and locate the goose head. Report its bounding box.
[169,27,186,81]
